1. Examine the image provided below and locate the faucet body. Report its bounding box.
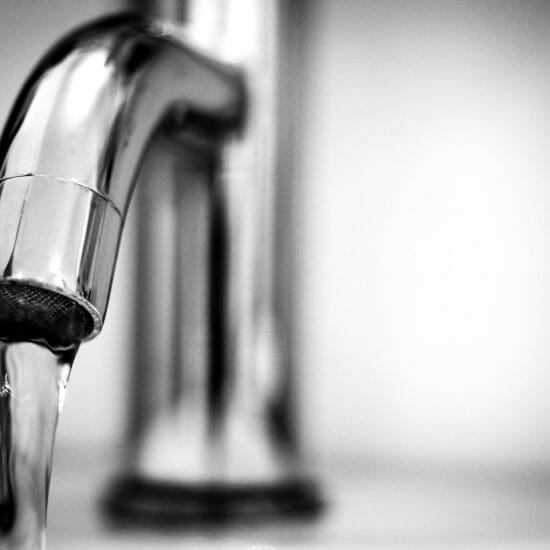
[0,15,243,345]
[0,6,322,522]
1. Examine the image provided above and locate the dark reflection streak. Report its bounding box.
[0,345,15,534]
[207,154,227,437]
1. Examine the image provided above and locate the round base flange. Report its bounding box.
[102,475,325,528]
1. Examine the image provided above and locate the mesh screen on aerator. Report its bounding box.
[0,281,95,348]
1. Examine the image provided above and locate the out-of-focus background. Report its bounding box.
[3,0,550,547]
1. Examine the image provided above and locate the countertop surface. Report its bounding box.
[47,449,550,549]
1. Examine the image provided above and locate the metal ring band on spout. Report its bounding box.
[0,175,123,340]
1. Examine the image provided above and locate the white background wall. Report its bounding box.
[2,0,550,471]
[298,0,550,469]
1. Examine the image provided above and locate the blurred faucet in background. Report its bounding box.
[105,0,322,523]
[0,0,322,525]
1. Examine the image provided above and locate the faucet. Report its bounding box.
[0,3,321,526]
[0,14,242,346]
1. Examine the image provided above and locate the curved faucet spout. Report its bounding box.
[0,15,244,346]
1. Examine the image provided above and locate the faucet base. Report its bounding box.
[102,475,324,528]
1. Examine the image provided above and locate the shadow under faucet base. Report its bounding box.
[101,474,325,529]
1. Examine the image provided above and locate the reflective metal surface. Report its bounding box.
[0,14,244,338]
[105,1,322,521]
[0,2,321,523]
[130,0,292,483]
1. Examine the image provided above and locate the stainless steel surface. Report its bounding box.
[0,0,317,521]
[48,446,550,549]
[0,14,243,338]
[126,0,302,486]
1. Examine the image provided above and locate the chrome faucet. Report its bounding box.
[0,3,321,525]
[0,14,242,345]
